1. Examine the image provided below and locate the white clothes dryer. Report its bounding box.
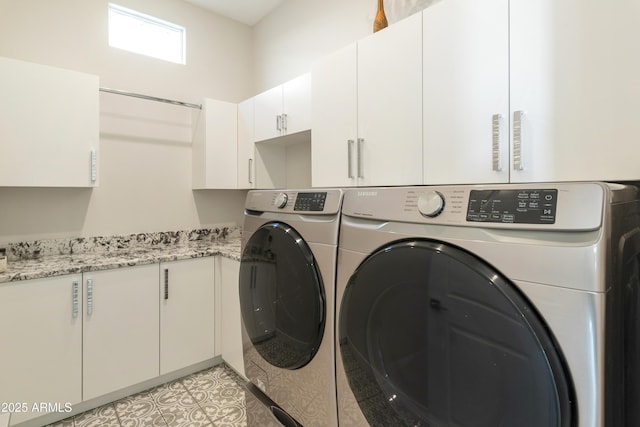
[239,189,342,427]
[336,183,640,427]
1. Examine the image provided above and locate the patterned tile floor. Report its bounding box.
[46,364,283,427]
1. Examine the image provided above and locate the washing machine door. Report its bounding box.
[239,221,325,370]
[339,239,575,427]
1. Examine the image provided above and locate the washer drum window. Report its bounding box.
[240,222,326,370]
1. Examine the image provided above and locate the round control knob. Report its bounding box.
[418,191,445,217]
[274,192,288,209]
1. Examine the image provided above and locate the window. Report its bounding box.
[108,3,186,64]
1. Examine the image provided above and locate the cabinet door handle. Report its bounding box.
[248,158,253,184]
[513,110,525,171]
[164,268,169,300]
[357,138,365,179]
[492,114,503,172]
[86,278,93,316]
[90,149,97,183]
[281,113,288,131]
[276,115,282,131]
[347,140,355,179]
[72,280,79,318]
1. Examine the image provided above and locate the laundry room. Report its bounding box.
[1,0,640,426]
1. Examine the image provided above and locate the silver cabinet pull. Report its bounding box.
[513,110,525,171]
[164,268,169,300]
[281,113,288,131]
[357,138,365,179]
[347,140,355,179]
[90,149,97,183]
[86,278,93,315]
[276,115,282,131]
[72,281,79,318]
[248,158,253,184]
[492,114,503,172]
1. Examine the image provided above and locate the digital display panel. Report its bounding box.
[466,189,558,224]
[294,192,327,211]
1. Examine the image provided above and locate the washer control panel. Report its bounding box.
[467,189,558,224]
[294,192,327,211]
[245,189,342,215]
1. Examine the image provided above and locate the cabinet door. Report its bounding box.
[510,0,640,182]
[0,57,99,187]
[192,99,238,189]
[160,257,215,375]
[0,275,82,425]
[311,43,358,187]
[283,73,311,135]
[254,85,283,142]
[237,98,255,189]
[423,0,509,185]
[357,12,423,186]
[219,257,245,377]
[83,264,159,400]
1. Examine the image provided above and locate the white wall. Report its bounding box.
[252,0,438,92]
[0,0,252,242]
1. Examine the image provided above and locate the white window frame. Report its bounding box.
[108,3,186,65]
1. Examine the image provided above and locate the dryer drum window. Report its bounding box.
[339,239,575,427]
[239,221,326,370]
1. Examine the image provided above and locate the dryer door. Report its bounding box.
[240,221,326,370]
[339,239,574,427]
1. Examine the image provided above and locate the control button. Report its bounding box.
[274,193,288,208]
[418,191,445,217]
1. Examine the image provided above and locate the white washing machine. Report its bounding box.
[239,189,342,427]
[336,183,640,427]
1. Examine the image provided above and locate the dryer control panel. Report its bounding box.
[342,183,612,231]
[467,189,558,224]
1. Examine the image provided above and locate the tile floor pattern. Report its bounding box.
[46,364,282,427]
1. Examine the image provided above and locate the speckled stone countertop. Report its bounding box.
[0,226,241,284]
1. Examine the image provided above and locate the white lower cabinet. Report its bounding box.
[160,257,215,375]
[0,256,221,424]
[0,275,82,425]
[82,264,160,401]
[219,257,245,377]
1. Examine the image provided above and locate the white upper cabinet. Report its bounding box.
[509,0,640,182]
[254,73,311,142]
[423,0,640,184]
[312,13,423,187]
[192,99,238,189]
[0,57,99,187]
[423,0,509,185]
[312,43,358,187]
[237,98,256,189]
[358,12,423,186]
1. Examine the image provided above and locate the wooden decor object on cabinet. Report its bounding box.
[253,73,311,142]
[0,57,99,187]
[82,264,159,401]
[192,99,239,189]
[160,257,215,375]
[312,13,423,187]
[0,275,82,425]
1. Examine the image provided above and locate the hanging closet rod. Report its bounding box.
[99,87,202,110]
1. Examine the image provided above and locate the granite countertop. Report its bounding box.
[0,227,241,284]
